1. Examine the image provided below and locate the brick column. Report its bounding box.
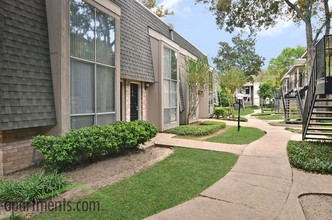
[125,81,131,121]
[142,84,148,121]
[0,131,4,176]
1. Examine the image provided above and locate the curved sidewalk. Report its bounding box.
[147,118,332,220]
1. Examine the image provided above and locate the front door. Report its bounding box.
[130,83,139,121]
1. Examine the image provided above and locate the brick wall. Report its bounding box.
[123,80,148,122]
[142,86,147,121]
[125,80,131,121]
[0,128,43,175]
[0,131,3,176]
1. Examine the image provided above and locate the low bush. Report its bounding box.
[3,214,24,220]
[165,121,226,136]
[222,117,248,122]
[252,113,272,116]
[32,121,158,171]
[290,107,298,114]
[247,105,260,109]
[287,141,332,174]
[214,107,224,119]
[0,172,70,204]
[214,107,233,119]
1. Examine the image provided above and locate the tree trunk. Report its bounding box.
[305,21,315,79]
[324,0,331,35]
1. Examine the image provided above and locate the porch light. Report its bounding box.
[145,82,151,90]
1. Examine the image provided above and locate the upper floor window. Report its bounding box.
[70,0,116,129]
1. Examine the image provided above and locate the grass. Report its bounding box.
[256,114,284,121]
[287,141,332,174]
[285,127,302,133]
[234,107,254,117]
[34,148,238,220]
[165,121,226,136]
[205,126,266,145]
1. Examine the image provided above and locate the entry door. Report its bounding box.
[130,83,139,121]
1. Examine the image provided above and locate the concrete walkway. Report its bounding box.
[147,117,332,220]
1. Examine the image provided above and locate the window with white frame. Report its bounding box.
[70,0,116,129]
[163,47,178,124]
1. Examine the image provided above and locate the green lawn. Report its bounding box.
[34,148,238,220]
[256,114,283,120]
[234,107,254,117]
[165,121,226,136]
[287,141,332,174]
[205,126,266,145]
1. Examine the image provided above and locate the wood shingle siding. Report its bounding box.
[0,0,56,130]
[111,0,204,83]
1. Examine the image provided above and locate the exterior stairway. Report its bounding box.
[305,96,332,141]
[302,35,332,141]
[281,91,302,123]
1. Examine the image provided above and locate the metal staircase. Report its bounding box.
[281,90,302,123]
[302,35,332,141]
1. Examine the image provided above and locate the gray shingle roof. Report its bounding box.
[0,0,56,131]
[112,0,205,83]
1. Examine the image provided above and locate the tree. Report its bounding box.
[258,81,273,113]
[184,57,212,123]
[267,46,306,89]
[141,0,174,17]
[219,67,246,118]
[214,34,265,80]
[196,0,331,75]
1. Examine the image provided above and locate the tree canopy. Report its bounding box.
[213,34,265,79]
[258,81,273,112]
[141,0,174,17]
[197,0,331,74]
[184,57,212,122]
[266,46,306,89]
[219,67,246,118]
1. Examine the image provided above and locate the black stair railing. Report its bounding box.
[302,54,317,140]
[280,88,287,122]
[296,89,303,118]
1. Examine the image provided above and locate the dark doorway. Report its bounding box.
[130,83,139,121]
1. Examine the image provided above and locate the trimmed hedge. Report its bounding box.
[165,121,226,136]
[32,121,158,171]
[251,112,271,116]
[0,172,70,204]
[287,141,332,174]
[214,107,233,119]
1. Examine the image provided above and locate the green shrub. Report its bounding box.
[165,121,226,136]
[247,105,260,109]
[287,141,332,174]
[214,107,233,118]
[3,214,24,220]
[290,107,298,114]
[222,117,248,122]
[214,107,224,119]
[32,121,158,171]
[0,172,70,204]
[251,112,272,116]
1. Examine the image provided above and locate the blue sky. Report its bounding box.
[157,0,306,69]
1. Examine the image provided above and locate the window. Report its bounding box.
[70,0,116,129]
[163,47,177,124]
[245,87,250,94]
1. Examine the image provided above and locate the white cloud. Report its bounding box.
[257,19,294,37]
[159,0,183,10]
[158,0,192,18]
